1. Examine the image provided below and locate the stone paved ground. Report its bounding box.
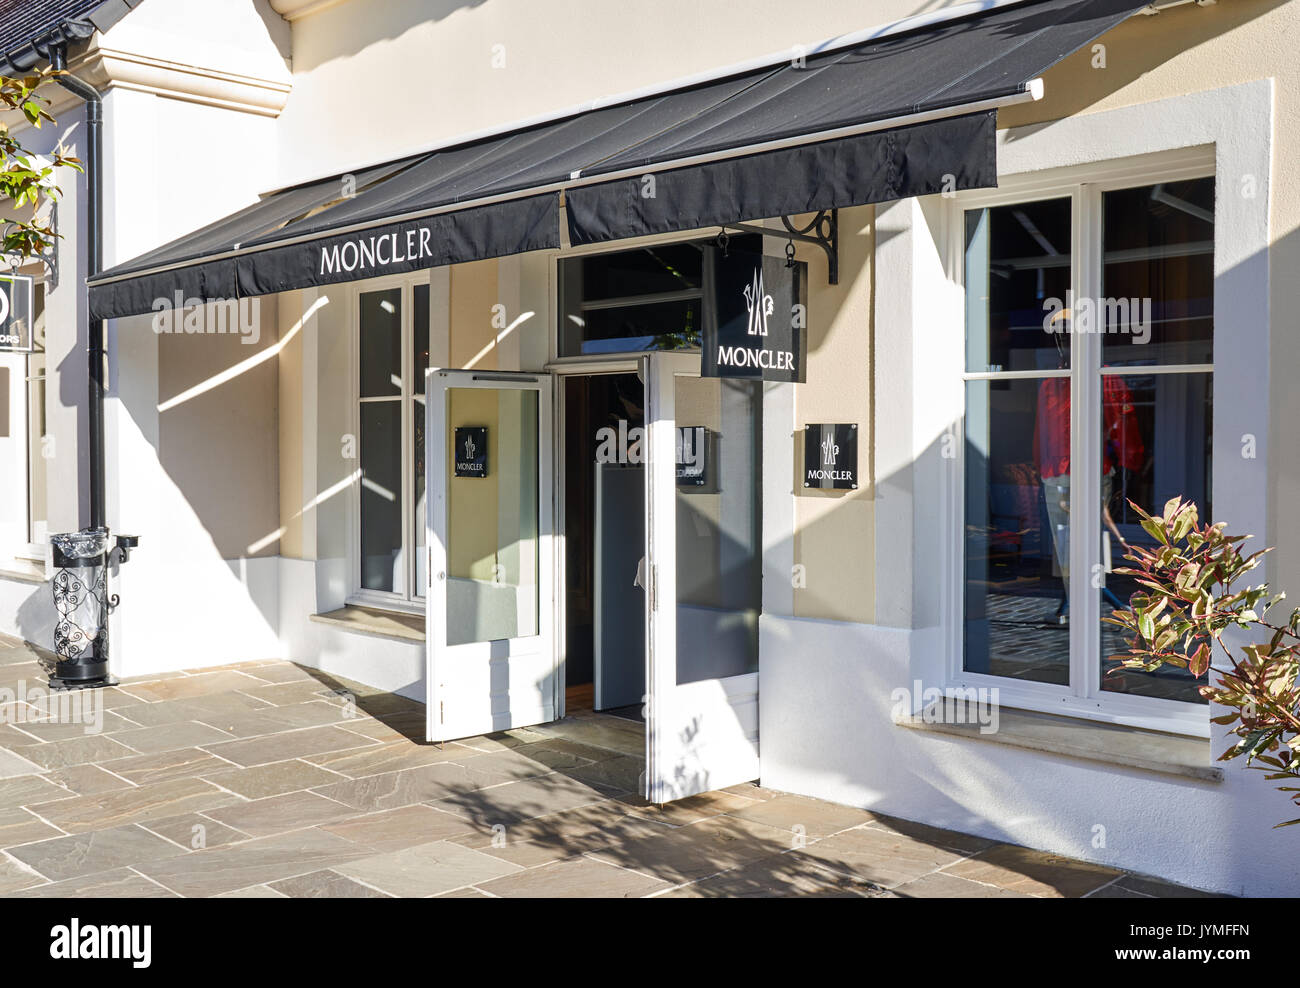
[0,634,1214,898]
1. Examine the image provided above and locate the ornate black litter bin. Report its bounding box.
[49,528,136,689]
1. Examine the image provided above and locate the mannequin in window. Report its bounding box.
[1034,315,1144,624]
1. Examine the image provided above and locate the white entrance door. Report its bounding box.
[643,351,761,803]
[425,369,555,743]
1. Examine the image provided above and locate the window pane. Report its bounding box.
[27,357,46,545]
[445,387,539,645]
[1101,178,1214,366]
[964,377,1070,685]
[414,392,426,597]
[360,400,404,594]
[413,283,429,597]
[359,288,401,398]
[413,283,430,393]
[27,286,46,546]
[573,299,701,355]
[674,376,761,684]
[579,244,703,300]
[559,240,731,356]
[965,198,1072,374]
[1100,371,1212,703]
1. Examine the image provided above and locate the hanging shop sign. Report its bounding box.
[704,248,806,383]
[804,423,858,491]
[453,426,489,478]
[0,274,35,352]
[676,426,709,488]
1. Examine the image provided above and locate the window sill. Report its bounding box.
[310,605,425,644]
[0,559,46,585]
[897,699,1222,783]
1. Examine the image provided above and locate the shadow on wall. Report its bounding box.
[999,0,1291,134]
[290,0,490,73]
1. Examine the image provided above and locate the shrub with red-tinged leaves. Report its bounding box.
[1108,496,1300,826]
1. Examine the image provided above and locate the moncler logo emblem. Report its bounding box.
[463,433,476,461]
[743,267,774,337]
[821,434,839,465]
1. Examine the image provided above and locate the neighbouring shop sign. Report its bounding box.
[703,248,806,383]
[454,426,488,477]
[676,426,708,488]
[804,423,858,490]
[0,274,34,352]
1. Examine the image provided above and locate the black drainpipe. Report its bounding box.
[44,45,136,690]
[48,43,105,530]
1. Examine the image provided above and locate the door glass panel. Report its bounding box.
[445,387,539,646]
[673,375,761,684]
[360,400,404,594]
[1100,371,1212,702]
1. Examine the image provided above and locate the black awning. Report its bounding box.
[87,0,1148,321]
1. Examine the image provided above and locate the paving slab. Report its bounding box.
[270,869,392,898]
[140,812,250,851]
[322,804,473,852]
[723,793,875,838]
[133,828,372,897]
[795,825,969,889]
[940,843,1123,898]
[202,726,376,767]
[303,740,466,778]
[335,839,523,896]
[891,870,1032,898]
[28,777,241,834]
[101,747,233,786]
[477,855,670,898]
[0,805,64,846]
[661,855,880,898]
[43,764,135,796]
[587,815,795,885]
[7,824,186,882]
[202,759,343,799]
[112,721,236,755]
[10,867,177,898]
[430,773,613,826]
[312,762,511,813]
[201,791,362,838]
[119,670,269,703]
[0,774,71,809]
[14,735,137,770]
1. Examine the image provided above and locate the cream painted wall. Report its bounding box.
[792,204,875,624]
[273,0,1010,187]
[449,258,500,370]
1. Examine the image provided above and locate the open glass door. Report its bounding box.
[643,351,762,802]
[425,370,555,743]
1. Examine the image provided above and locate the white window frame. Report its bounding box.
[945,153,1216,736]
[875,82,1272,741]
[347,271,429,613]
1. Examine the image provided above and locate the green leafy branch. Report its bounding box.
[1,72,82,261]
